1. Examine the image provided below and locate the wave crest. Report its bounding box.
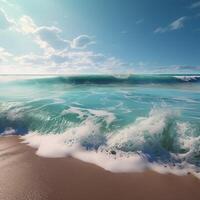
[19,107,200,176]
[2,74,200,85]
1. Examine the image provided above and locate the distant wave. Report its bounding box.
[174,76,200,82]
[2,74,200,85]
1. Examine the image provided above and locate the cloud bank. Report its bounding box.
[70,35,95,49]
[0,10,129,74]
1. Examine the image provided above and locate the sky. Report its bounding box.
[0,0,200,74]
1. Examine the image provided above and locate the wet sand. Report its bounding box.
[0,136,200,200]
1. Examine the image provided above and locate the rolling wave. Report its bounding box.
[1,74,200,85]
[20,107,200,175]
[0,74,200,176]
[174,76,200,82]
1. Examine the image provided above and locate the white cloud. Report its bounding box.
[71,35,95,49]
[190,1,200,9]
[9,48,130,74]
[154,27,166,34]
[0,11,130,74]
[36,26,69,50]
[15,53,49,66]
[145,65,200,74]
[0,8,15,29]
[17,15,37,34]
[154,17,187,33]
[169,17,186,30]
[15,15,66,55]
[1,11,94,53]
[17,19,52,56]
[0,47,12,62]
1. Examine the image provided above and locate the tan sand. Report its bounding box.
[0,136,200,200]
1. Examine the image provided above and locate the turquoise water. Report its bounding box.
[0,74,200,173]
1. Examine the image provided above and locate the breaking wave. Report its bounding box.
[1,104,200,176]
[1,74,200,86]
[0,74,200,177]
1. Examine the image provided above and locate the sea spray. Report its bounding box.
[0,74,200,176]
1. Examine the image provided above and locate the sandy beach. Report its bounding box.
[0,136,199,200]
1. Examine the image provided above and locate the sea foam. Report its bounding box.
[1,75,199,177]
[174,75,200,82]
[21,107,200,177]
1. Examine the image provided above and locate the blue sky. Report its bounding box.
[0,0,200,74]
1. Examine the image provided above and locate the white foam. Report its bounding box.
[21,129,200,176]
[112,74,131,79]
[1,127,16,136]
[21,116,148,172]
[86,108,116,124]
[20,107,200,178]
[175,122,200,160]
[61,106,85,118]
[21,119,99,158]
[107,108,175,148]
[62,106,116,124]
[174,76,200,82]
[148,162,190,176]
[21,131,148,172]
[73,150,148,172]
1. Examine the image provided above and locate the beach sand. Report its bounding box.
[0,136,200,200]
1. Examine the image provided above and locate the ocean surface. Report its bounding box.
[0,74,200,175]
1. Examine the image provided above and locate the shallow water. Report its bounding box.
[0,74,200,175]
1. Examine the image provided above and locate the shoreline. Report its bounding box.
[1,136,200,200]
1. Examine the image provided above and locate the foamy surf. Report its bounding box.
[0,74,200,177]
[20,107,200,177]
[174,76,200,82]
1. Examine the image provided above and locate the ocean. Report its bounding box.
[0,74,200,175]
